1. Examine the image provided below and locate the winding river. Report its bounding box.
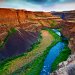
[40,29,65,75]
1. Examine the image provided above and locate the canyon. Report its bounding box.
[0,8,62,61]
[52,11,75,53]
[0,8,75,53]
[0,8,75,75]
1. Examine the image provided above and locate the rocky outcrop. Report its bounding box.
[0,8,75,51]
[52,11,75,53]
[60,22,75,53]
[52,10,75,22]
[0,8,19,26]
[0,8,62,43]
[68,37,75,53]
[0,8,62,32]
[0,29,39,60]
[51,53,75,75]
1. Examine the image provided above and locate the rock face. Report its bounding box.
[0,8,62,44]
[52,10,75,53]
[60,22,75,53]
[68,37,75,53]
[0,8,19,26]
[51,11,75,74]
[0,8,62,60]
[0,29,39,60]
[0,8,75,60]
[52,10,75,22]
[0,8,61,32]
[51,53,75,75]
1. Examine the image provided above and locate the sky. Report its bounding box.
[0,0,75,11]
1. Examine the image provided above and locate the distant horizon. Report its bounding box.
[0,0,75,12]
[0,7,75,12]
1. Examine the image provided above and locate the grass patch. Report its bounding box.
[0,53,27,70]
[50,20,57,27]
[42,28,62,42]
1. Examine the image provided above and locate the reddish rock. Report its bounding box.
[61,21,75,53]
[0,8,19,26]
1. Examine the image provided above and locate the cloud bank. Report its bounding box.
[0,0,75,11]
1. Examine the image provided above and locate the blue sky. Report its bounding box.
[0,0,75,11]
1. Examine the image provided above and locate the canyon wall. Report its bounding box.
[0,8,74,53]
[0,8,62,42]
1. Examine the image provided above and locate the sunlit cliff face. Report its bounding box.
[0,0,75,11]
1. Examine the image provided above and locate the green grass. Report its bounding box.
[0,53,27,70]
[42,28,62,42]
[51,46,71,72]
[47,28,71,73]
[25,43,57,75]
[11,40,60,75]
[27,32,42,52]
[11,50,47,75]
[25,41,61,75]
[57,29,62,32]
[50,20,57,27]
[11,28,61,75]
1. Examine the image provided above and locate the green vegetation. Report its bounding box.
[50,20,57,27]
[28,32,42,52]
[24,43,59,75]
[25,41,61,75]
[42,28,62,42]
[4,28,17,42]
[0,53,27,69]
[11,40,60,75]
[57,28,62,32]
[11,28,61,75]
[0,28,17,48]
[50,28,71,72]
[51,46,71,72]
[0,32,42,66]
[11,49,48,75]
[0,30,48,75]
[0,28,63,75]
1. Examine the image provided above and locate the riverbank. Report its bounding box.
[51,46,71,72]
[51,31,71,72]
[11,28,62,75]
[0,29,55,75]
[40,42,65,75]
[40,28,66,75]
[51,53,75,75]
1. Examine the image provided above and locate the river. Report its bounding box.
[40,29,65,75]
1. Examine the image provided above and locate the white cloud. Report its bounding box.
[42,2,75,11]
[0,1,42,11]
